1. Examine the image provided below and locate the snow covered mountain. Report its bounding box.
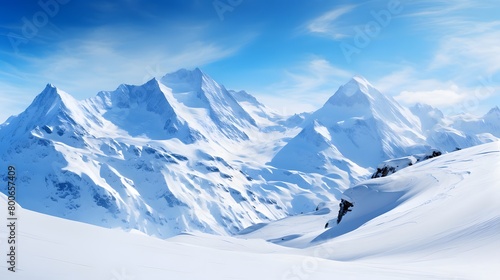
[411,103,500,151]
[160,68,257,140]
[2,141,499,279]
[0,69,499,241]
[0,69,342,238]
[272,76,430,174]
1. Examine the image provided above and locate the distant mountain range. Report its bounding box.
[1,68,498,237]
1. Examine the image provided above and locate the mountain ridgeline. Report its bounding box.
[0,68,498,238]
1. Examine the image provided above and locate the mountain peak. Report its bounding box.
[160,68,205,92]
[39,83,61,100]
[486,106,500,115]
[29,84,77,116]
[159,68,257,138]
[325,76,378,108]
[350,75,373,92]
[484,105,500,122]
[303,76,427,167]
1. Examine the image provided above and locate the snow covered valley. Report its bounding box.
[1,141,499,279]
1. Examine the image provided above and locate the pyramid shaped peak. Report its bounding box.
[41,83,60,96]
[341,75,376,97]
[351,75,373,87]
[33,83,75,107]
[326,76,376,107]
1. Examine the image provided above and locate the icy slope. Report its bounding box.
[1,193,492,280]
[160,68,257,140]
[92,78,203,143]
[239,141,500,278]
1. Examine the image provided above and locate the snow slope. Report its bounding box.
[0,194,457,280]
[1,141,499,279]
[239,141,500,279]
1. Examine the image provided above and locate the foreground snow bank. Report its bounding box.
[0,192,462,279]
[240,141,500,279]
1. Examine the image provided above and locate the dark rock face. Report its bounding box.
[371,150,442,178]
[371,166,397,179]
[336,199,354,224]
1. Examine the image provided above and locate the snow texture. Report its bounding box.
[0,69,499,252]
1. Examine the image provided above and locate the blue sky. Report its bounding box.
[1,0,499,122]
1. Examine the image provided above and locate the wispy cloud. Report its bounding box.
[401,1,500,77]
[0,22,254,122]
[304,5,356,39]
[429,21,500,76]
[254,58,352,115]
[369,1,500,112]
[374,67,497,115]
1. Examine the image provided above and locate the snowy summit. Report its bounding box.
[0,68,499,279]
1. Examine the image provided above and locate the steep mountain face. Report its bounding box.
[0,69,341,238]
[0,70,498,239]
[275,76,429,170]
[160,68,257,140]
[0,84,91,147]
[229,90,278,127]
[409,103,445,133]
[90,79,203,143]
[271,120,369,181]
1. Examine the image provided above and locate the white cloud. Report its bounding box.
[305,5,356,39]
[252,58,353,115]
[284,58,352,91]
[402,1,500,80]
[429,21,500,75]
[396,88,467,107]
[373,68,493,113]
[373,67,416,94]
